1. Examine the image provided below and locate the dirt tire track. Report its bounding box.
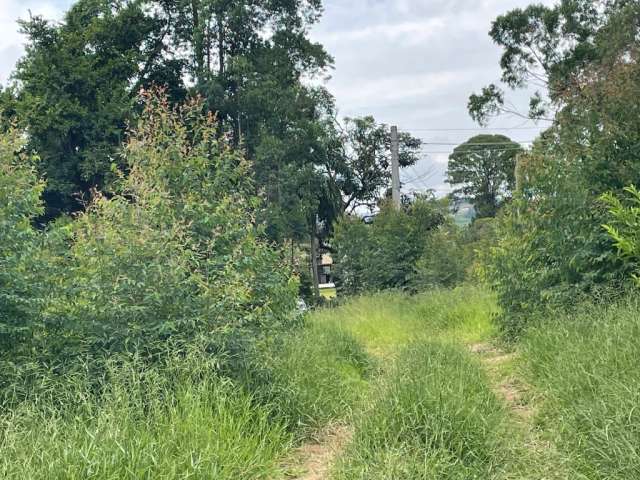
[286,425,352,480]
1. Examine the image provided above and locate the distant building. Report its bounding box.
[317,253,336,299]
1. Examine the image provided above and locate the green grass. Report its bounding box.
[311,285,497,356]
[0,366,291,479]
[0,319,375,479]
[522,296,640,479]
[240,320,374,437]
[332,342,515,479]
[6,284,638,480]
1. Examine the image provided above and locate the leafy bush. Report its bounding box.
[412,218,497,289]
[602,185,640,284]
[522,296,640,479]
[333,197,445,295]
[0,92,298,398]
[411,223,468,288]
[475,4,640,338]
[484,148,627,339]
[0,129,44,354]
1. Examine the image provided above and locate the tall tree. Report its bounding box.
[13,0,183,220]
[467,0,636,125]
[321,116,422,215]
[478,1,640,336]
[447,135,522,218]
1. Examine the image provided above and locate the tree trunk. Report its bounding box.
[310,219,320,299]
[191,0,204,82]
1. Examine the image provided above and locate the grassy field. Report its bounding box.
[2,285,638,479]
[310,287,497,356]
[521,297,640,479]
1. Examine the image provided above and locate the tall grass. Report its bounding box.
[239,320,374,437]
[332,342,514,479]
[0,318,374,479]
[0,357,291,480]
[522,296,640,479]
[311,285,497,356]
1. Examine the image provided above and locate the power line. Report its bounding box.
[421,149,524,154]
[402,167,438,188]
[421,141,533,146]
[401,126,546,132]
[421,146,527,151]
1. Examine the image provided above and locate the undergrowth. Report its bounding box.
[522,296,640,479]
[333,342,514,479]
[0,320,373,479]
[311,285,497,356]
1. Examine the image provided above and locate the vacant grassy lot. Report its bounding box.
[2,286,638,479]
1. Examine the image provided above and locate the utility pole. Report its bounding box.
[391,125,401,209]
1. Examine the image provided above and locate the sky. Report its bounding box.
[0,0,556,196]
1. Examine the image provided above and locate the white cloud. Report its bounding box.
[0,0,69,84]
[311,0,556,195]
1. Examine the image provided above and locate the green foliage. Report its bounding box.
[52,93,296,356]
[333,343,512,479]
[447,134,522,218]
[412,224,468,289]
[14,0,176,219]
[475,2,640,337]
[602,185,640,284]
[468,1,639,124]
[484,153,624,338]
[0,129,44,353]
[332,197,445,295]
[0,93,297,391]
[239,320,373,438]
[522,296,640,479]
[413,218,498,289]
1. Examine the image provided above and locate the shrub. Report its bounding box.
[48,93,296,356]
[484,149,626,339]
[1,92,298,399]
[602,185,640,284]
[0,129,44,354]
[333,197,445,295]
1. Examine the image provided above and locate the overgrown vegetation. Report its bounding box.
[474,0,640,338]
[332,197,446,295]
[522,297,640,479]
[0,302,373,479]
[0,93,298,398]
[334,343,512,480]
[2,0,640,478]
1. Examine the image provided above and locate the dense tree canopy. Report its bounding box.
[478,0,640,337]
[12,0,174,219]
[446,135,522,218]
[333,196,446,295]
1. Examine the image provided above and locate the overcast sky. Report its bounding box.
[0,0,555,196]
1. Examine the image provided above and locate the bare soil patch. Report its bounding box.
[285,425,352,480]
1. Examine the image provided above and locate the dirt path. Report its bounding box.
[469,342,570,479]
[469,343,533,421]
[285,425,351,480]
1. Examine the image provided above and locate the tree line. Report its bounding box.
[333,0,640,341]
